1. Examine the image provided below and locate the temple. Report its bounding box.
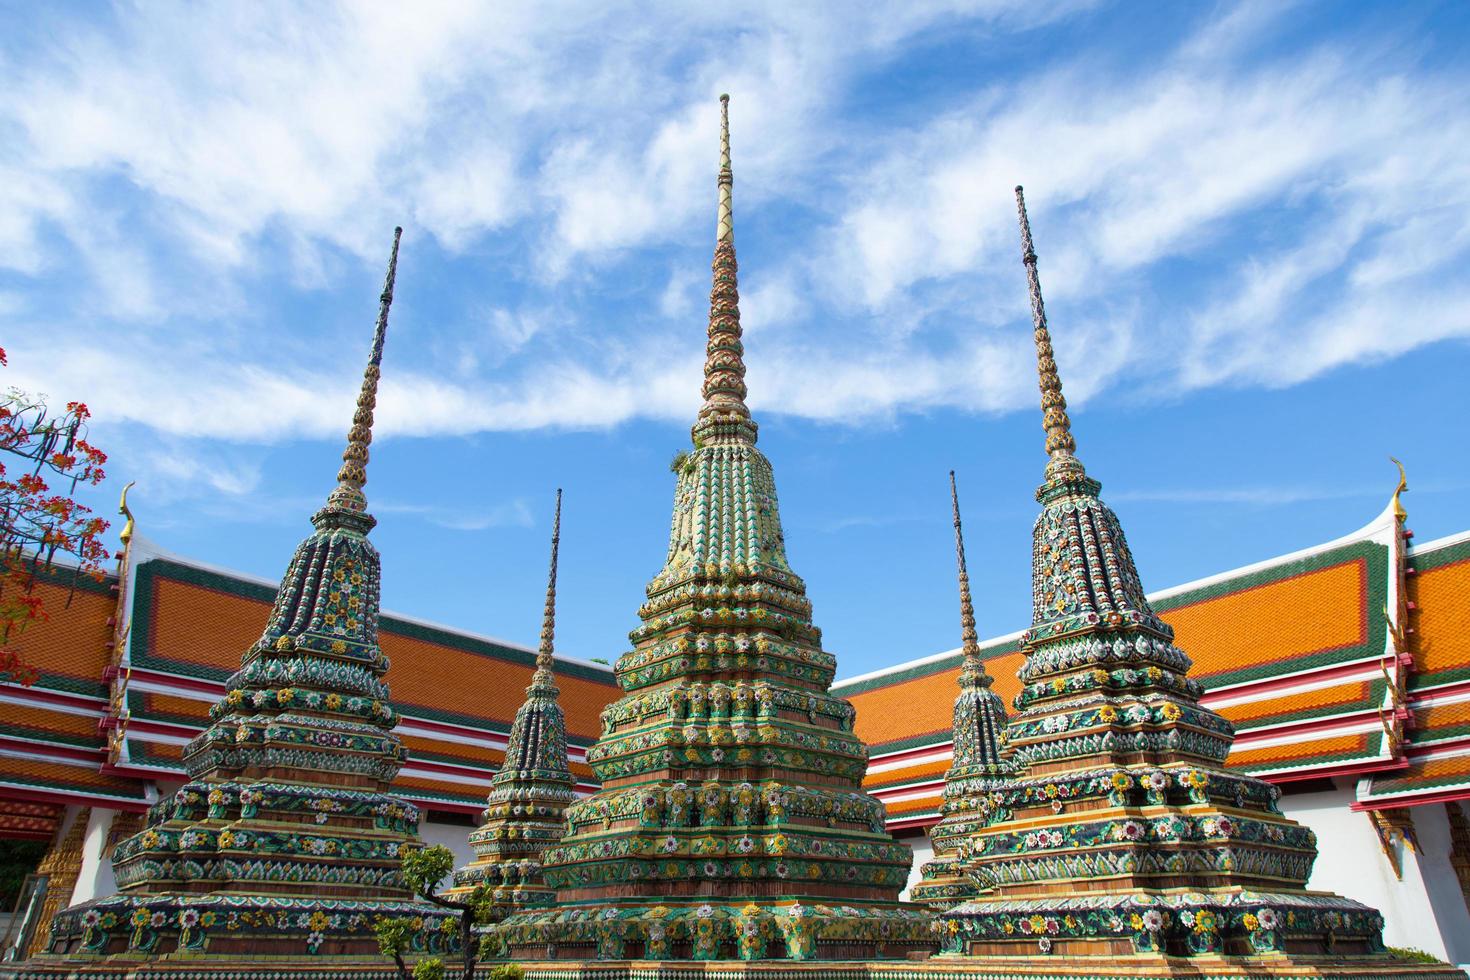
[494,95,930,962]
[0,126,1468,975]
[910,474,1012,909]
[447,491,575,920]
[928,187,1399,964]
[18,230,459,966]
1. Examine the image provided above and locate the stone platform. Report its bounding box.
[507,960,1465,980]
[3,957,1464,980]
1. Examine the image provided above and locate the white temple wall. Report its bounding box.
[1402,800,1470,969]
[1252,781,1468,969]
[418,812,476,871]
[68,806,117,906]
[896,831,932,902]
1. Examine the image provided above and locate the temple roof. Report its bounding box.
[1356,528,1470,809]
[3,490,1466,823]
[834,494,1442,828]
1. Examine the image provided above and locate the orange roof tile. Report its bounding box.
[1219,679,1377,727]
[1226,732,1372,770]
[131,559,621,743]
[1410,551,1470,677]
[0,701,103,744]
[847,651,1025,751]
[1413,699,1470,737]
[883,793,942,816]
[9,573,115,690]
[864,758,950,791]
[1363,753,1470,801]
[1161,559,1366,681]
[0,755,146,801]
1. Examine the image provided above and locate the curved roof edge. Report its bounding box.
[123,532,617,679]
[834,494,1401,690]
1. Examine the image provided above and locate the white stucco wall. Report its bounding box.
[69,807,118,906]
[1276,780,1470,968]
[896,832,932,901]
[418,813,477,871]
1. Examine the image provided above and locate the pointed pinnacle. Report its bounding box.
[950,471,991,689]
[531,489,562,694]
[1014,187,1085,485]
[694,94,755,445]
[327,227,401,513]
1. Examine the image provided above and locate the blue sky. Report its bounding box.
[2,1,1468,679]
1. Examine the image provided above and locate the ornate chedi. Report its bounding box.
[935,189,1396,963]
[37,229,458,965]
[911,473,1012,911]
[495,96,931,963]
[449,490,575,920]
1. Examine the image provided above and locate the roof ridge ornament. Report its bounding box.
[693,94,757,446]
[1389,456,1408,523]
[950,470,992,690]
[324,226,401,517]
[530,489,562,696]
[1014,186,1086,489]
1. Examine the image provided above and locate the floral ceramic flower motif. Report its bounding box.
[696,904,715,919]
[83,910,101,927]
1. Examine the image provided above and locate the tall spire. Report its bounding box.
[326,226,402,515]
[950,471,992,691]
[531,489,562,694]
[1014,187,1085,486]
[693,94,756,445]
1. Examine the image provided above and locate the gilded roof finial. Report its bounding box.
[693,94,756,445]
[1389,456,1408,523]
[1014,186,1085,485]
[326,226,402,514]
[530,489,562,694]
[951,471,992,690]
[118,481,136,547]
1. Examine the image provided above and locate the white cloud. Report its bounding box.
[0,1,1466,453]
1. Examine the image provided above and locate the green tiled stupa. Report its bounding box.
[34,230,457,965]
[495,96,932,963]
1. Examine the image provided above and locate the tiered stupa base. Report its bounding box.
[33,891,455,963]
[497,898,932,963]
[938,890,1386,960]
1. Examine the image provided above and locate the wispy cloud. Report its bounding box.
[373,498,535,532]
[1,1,1466,451]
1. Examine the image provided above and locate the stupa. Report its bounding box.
[33,229,458,967]
[933,188,1405,966]
[495,96,932,963]
[448,490,575,920]
[910,473,1012,911]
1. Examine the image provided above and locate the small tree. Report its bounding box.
[401,845,492,980]
[0,348,110,686]
[375,917,415,980]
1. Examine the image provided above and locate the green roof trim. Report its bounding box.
[835,539,1387,703]
[1364,761,1470,798]
[0,723,104,751]
[834,638,1023,698]
[1233,730,1385,774]
[126,557,615,739]
[0,769,148,802]
[1409,535,1470,573]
